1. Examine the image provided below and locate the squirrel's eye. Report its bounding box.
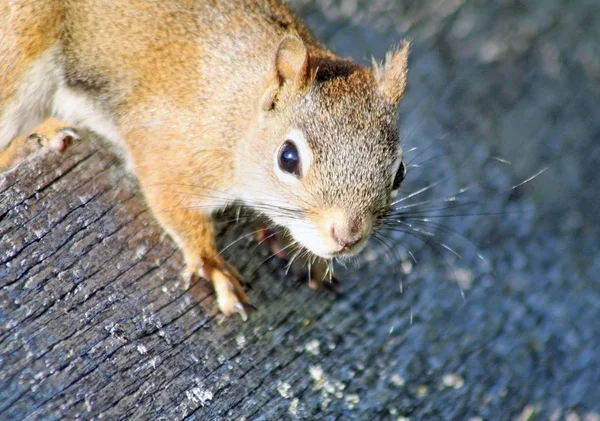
[392,162,406,190]
[278,140,301,177]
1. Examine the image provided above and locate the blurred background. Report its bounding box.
[289,0,600,419]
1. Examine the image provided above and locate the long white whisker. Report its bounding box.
[511,167,548,190]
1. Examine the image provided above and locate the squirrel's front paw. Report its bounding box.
[186,256,255,320]
[30,127,79,152]
[0,122,79,172]
[256,224,340,294]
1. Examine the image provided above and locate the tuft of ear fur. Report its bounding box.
[373,39,410,105]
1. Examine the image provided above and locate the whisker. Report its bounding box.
[390,186,475,211]
[285,249,303,276]
[247,240,298,280]
[391,218,476,248]
[372,232,404,271]
[401,119,424,150]
[218,228,265,256]
[389,209,525,219]
[370,233,394,267]
[405,119,468,167]
[251,227,280,251]
[391,180,444,205]
[408,250,417,265]
[511,167,548,190]
[384,223,462,265]
[490,156,512,165]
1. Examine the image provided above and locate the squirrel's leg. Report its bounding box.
[142,186,254,320]
[0,119,77,171]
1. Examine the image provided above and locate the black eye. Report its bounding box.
[278,140,301,177]
[392,162,406,190]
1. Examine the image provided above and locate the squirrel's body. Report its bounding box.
[1,0,410,318]
[2,1,318,171]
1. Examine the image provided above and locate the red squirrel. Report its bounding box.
[0,0,409,319]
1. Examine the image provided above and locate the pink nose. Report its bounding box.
[331,223,363,249]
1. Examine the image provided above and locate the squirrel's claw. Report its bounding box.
[179,252,254,320]
[308,274,342,296]
[29,126,79,152]
[192,256,254,320]
[215,276,253,320]
[233,302,248,321]
[232,301,257,321]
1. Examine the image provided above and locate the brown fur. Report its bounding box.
[0,0,409,318]
[0,134,36,170]
[0,1,62,101]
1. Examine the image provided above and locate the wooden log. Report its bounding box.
[0,136,417,420]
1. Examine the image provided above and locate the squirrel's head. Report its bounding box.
[238,34,409,259]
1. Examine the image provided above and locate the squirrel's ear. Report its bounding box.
[374,39,410,105]
[275,34,309,87]
[262,34,310,111]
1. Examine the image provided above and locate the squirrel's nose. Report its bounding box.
[330,220,363,250]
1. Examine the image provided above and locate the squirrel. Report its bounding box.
[0,0,409,319]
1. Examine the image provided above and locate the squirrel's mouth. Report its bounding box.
[327,237,369,259]
[281,209,374,259]
[308,234,369,261]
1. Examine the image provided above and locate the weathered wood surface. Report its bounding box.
[2,0,600,420]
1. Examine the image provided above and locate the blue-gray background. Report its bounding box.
[293,0,600,418]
